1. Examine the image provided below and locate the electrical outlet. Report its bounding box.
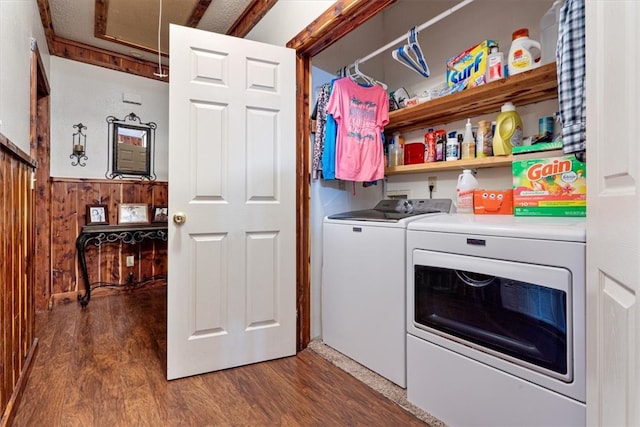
[126,255,135,267]
[428,176,437,192]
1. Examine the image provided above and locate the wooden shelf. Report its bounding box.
[385,62,558,135]
[385,155,513,175]
[383,63,557,176]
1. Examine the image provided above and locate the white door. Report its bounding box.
[167,24,296,380]
[586,1,640,425]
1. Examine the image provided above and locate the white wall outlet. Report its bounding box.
[428,176,437,193]
[126,255,135,267]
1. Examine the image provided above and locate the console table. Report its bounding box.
[76,224,168,307]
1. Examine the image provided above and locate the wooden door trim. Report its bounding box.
[288,0,396,350]
[31,41,52,312]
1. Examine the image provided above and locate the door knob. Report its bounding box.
[173,212,187,224]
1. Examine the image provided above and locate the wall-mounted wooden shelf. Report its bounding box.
[385,155,513,175]
[384,63,557,176]
[385,62,558,135]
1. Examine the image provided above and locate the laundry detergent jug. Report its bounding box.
[493,102,523,156]
[456,169,478,214]
[508,28,541,76]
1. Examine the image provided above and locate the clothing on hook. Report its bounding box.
[326,77,389,182]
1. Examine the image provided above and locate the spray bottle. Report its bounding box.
[461,119,475,160]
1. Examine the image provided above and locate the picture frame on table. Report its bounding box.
[152,206,168,223]
[86,204,109,225]
[118,203,150,225]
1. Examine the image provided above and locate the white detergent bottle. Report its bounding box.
[540,0,563,65]
[456,169,478,214]
[508,28,541,76]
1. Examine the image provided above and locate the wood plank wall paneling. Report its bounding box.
[0,139,36,425]
[49,178,168,305]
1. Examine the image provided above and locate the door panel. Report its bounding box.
[586,1,640,425]
[167,24,296,380]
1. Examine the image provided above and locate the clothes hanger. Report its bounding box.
[347,60,388,90]
[392,27,430,78]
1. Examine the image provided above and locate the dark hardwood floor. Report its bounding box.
[13,287,426,426]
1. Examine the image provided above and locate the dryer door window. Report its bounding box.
[412,250,572,382]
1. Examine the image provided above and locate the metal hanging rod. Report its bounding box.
[356,0,475,65]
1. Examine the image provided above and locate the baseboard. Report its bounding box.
[0,337,39,427]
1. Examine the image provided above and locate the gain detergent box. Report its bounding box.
[446,40,498,89]
[512,154,586,217]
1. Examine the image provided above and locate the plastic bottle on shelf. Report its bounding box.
[540,0,563,65]
[456,169,478,214]
[461,118,475,160]
[476,120,493,158]
[445,132,459,161]
[435,129,446,161]
[486,45,505,83]
[387,132,403,167]
[493,102,523,156]
[425,128,436,162]
[390,141,404,167]
[508,28,541,76]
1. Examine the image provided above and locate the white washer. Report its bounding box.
[321,199,452,387]
[406,214,586,426]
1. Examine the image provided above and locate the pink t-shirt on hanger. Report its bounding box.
[326,77,389,182]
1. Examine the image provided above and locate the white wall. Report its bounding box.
[246,0,334,46]
[49,57,169,180]
[0,0,49,152]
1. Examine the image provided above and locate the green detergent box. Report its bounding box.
[512,153,587,217]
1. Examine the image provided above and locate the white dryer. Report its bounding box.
[405,214,586,426]
[321,199,452,387]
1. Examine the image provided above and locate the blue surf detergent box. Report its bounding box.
[446,40,498,90]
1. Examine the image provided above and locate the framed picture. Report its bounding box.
[86,204,109,225]
[118,203,150,225]
[152,206,168,223]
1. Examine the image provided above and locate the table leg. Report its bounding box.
[76,234,92,308]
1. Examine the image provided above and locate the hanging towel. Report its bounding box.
[326,77,389,182]
[557,0,586,158]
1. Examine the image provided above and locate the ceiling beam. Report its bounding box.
[186,0,213,27]
[35,0,56,54]
[227,0,278,38]
[52,36,169,82]
[36,0,279,81]
[95,0,107,37]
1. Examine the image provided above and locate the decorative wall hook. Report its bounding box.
[70,122,88,167]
